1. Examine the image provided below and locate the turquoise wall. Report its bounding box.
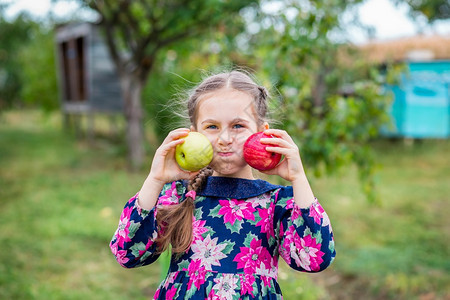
[384,60,450,138]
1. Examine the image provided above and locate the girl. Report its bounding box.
[110,70,336,299]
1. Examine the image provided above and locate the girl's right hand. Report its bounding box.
[148,128,198,184]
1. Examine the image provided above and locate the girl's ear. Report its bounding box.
[259,122,269,132]
[190,125,196,132]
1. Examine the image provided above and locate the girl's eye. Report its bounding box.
[233,124,244,129]
[206,125,218,130]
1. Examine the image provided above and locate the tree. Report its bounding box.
[18,25,59,111]
[78,0,259,169]
[0,9,36,109]
[234,0,392,201]
[394,0,450,22]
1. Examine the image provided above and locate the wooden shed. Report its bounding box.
[55,22,123,134]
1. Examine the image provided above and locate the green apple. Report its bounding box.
[175,132,213,171]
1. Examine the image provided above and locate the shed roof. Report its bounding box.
[359,35,450,63]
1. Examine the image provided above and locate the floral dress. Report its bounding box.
[110,176,336,299]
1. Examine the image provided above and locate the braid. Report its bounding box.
[155,167,213,254]
[189,166,213,192]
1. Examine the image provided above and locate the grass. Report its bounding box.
[0,110,449,300]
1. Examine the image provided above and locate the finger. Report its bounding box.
[260,137,294,148]
[264,129,295,144]
[265,146,297,157]
[162,128,190,144]
[158,139,185,155]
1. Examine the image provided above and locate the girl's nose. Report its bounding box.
[217,129,233,146]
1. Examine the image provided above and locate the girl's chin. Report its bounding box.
[210,162,252,178]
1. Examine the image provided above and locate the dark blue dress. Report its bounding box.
[111,176,336,299]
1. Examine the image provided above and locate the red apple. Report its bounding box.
[243,132,282,171]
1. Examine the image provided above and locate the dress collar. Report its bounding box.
[196,176,282,199]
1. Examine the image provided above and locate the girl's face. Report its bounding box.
[193,88,267,179]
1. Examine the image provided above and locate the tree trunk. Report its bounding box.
[121,75,145,170]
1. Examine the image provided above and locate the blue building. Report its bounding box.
[384,60,450,138]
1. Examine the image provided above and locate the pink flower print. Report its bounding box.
[138,231,158,257]
[128,194,138,204]
[191,235,227,271]
[322,211,332,232]
[187,259,207,290]
[158,182,181,206]
[292,234,324,271]
[218,199,255,225]
[286,197,295,209]
[115,249,130,266]
[309,201,325,225]
[234,239,271,273]
[117,206,133,248]
[291,204,302,220]
[212,274,238,300]
[110,240,118,255]
[192,217,208,242]
[239,273,256,297]
[255,261,277,287]
[250,193,271,208]
[163,271,179,289]
[208,289,218,299]
[165,286,177,299]
[256,203,275,239]
[154,288,161,299]
[279,225,295,265]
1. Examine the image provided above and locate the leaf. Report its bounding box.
[221,239,236,255]
[293,216,304,227]
[225,219,243,234]
[303,227,312,238]
[176,182,186,197]
[130,242,146,257]
[203,226,216,238]
[329,239,335,253]
[268,236,276,247]
[243,233,258,248]
[195,195,207,203]
[194,206,203,220]
[128,221,141,238]
[177,259,189,271]
[208,204,222,218]
[276,196,290,207]
[185,283,197,299]
[313,231,323,245]
[260,280,268,297]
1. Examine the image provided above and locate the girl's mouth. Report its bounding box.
[218,152,233,157]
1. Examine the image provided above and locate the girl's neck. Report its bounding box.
[212,169,255,180]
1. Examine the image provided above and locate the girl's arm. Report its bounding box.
[110,128,196,267]
[110,181,186,268]
[263,129,336,272]
[274,187,336,273]
[138,128,197,210]
[260,129,315,208]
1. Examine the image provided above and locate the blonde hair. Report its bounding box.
[156,70,271,254]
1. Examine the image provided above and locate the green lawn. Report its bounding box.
[0,110,448,300]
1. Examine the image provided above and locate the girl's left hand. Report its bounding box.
[259,129,306,182]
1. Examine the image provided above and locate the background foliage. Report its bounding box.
[1,111,448,299]
[0,0,449,298]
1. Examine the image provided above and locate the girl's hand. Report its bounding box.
[148,128,199,184]
[259,129,306,182]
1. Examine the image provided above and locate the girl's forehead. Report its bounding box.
[195,89,258,124]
